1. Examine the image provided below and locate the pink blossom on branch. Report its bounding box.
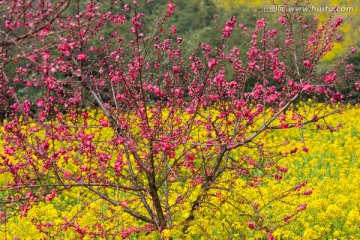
[248,221,256,229]
[303,60,312,68]
[323,73,336,83]
[167,2,175,16]
[208,58,217,69]
[355,82,360,91]
[303,84,313,93]
[77,53,87,61]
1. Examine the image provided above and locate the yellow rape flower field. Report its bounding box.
[1,102,360,239]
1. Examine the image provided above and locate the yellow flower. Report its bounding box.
[325,204,342,219]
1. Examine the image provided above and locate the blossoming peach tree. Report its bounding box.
[0,0,358,238]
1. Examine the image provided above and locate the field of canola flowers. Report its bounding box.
[1,102,360,239]
[272,104,360,239]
